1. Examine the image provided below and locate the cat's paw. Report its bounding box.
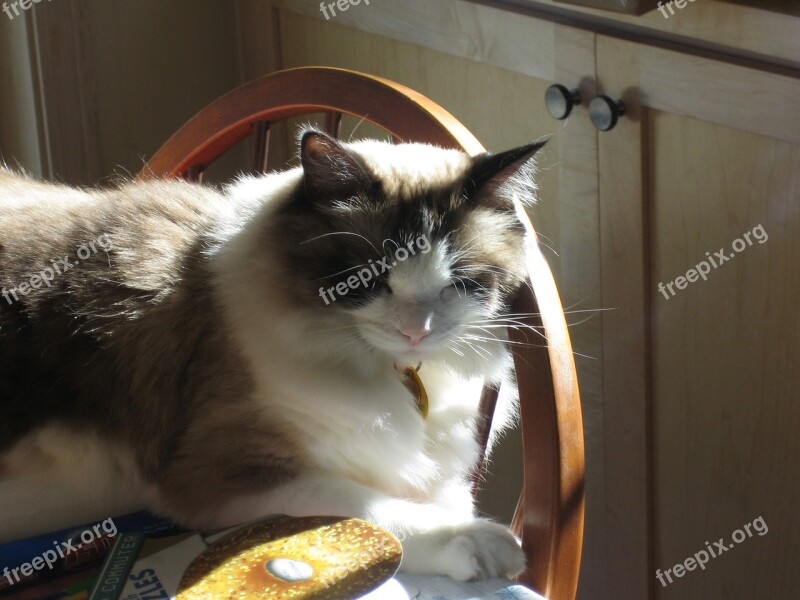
[400,519,525,581]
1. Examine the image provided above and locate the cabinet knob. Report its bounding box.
[545,84,582,120]
[589,95,626,131]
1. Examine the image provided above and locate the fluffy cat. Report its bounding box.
[0,130,543,581]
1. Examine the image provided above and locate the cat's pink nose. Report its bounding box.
[399,327,430,346]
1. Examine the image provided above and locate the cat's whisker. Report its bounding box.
[470,344,491,361]
[480,306,613,332]
[465,335,548,350]
[472,320,544,331]
[381,238,401,253]
[457,337,490,361]
[456,276,490,295]
[464,333,597,361]
[469,317,543,325]
[301,324,362,335]
[479,318,548,339]
[464,327,545,347]
[482,311,543,318]
[472,325,501,336]
[447,344,466,357]
[314,264,368,281]
[563,312,603,328]
[466,322,538,331]
[472,325,547,341]
[451,277,467,298]
[534,238,559,259]
[347,116,369,142]
[450,231,485,258]
[451,336,480,359]
[475,313,545,323]
[300,231,380,256]
[463,334,525,345]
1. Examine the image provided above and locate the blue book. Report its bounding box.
[0,512,181,595]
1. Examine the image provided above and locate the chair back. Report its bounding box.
[138,67,585,600]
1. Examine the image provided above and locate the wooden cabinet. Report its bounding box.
[248,2,800,599]
[597,35,800,599]
[554,0,659,15]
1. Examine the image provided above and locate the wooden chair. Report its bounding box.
[137,67,585,600]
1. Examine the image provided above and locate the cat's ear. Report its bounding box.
[300,130,372,200]
[466,140,546,204]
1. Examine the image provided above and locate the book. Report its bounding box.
[0,512,181,599]
[0,568,99,600]
[88,534,145,600]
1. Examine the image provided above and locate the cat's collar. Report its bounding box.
[396,362,428,419]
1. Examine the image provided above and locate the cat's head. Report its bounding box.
[273,129,544,367]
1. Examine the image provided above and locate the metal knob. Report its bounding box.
[545,84,582,120]
[589,95,626,131]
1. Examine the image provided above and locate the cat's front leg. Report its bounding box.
[203,473,525,581]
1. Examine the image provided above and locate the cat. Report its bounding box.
[0,129,544,581]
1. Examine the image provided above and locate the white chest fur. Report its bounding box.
[259,364,484,501]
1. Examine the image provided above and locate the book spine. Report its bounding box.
[0,511,178,574]
[88,533,145,600]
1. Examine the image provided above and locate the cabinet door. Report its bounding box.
[596,35,800,600]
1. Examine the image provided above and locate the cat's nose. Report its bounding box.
[398,326,430,346]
